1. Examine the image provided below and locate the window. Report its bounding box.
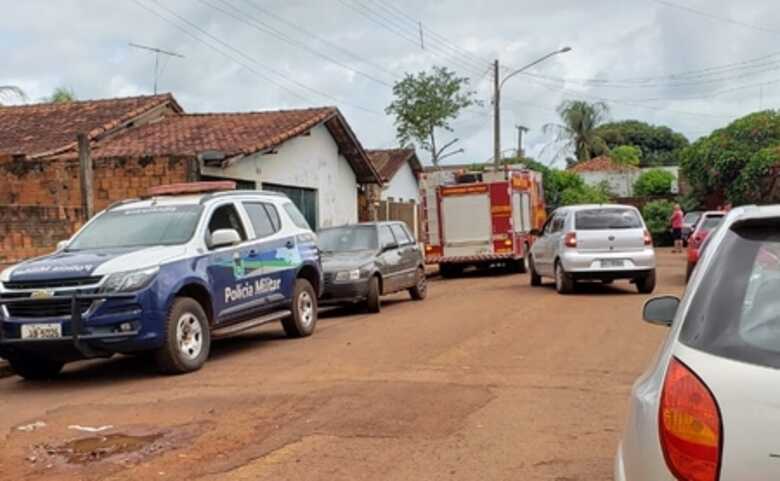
[243,202,278,239]
[551,213,566,233]
[283,202,311,230]
[379,225,397,249]
[700,215,724,231]
[680,218,780,369]
[208,204,247,242]
[390,224,413,245]
[264,204,281,231]
[574,208,642,230]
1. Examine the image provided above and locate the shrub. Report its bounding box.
[633,169,676,197]
[642,199,675,245]
[610,145,641,167]
[559,182,612,206]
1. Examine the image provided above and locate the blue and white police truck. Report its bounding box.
[0,183,322,379]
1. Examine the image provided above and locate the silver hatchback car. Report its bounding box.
[528,204,656,294]
[616,205,780,481]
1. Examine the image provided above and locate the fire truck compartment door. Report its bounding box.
[441,193,492,257]
[512,192,532,232]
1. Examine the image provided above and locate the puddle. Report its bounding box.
[46,433,163,464]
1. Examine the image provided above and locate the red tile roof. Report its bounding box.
[0,94,180,158]
[568,155,638,173]
[366,148,421,182]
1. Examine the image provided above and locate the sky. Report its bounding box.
[2,0,780,168]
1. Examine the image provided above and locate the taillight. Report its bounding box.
[659,358,722,481]
[564,232,577,248]
[644,229,653,246]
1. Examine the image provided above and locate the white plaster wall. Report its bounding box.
[580,166,680,197]
[381,161,419,202]
[200,124,358,228]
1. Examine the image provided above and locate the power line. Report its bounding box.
[650,0,780,36]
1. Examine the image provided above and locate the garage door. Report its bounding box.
[262,183,318,230]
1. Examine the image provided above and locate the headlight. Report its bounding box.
[101,267,159,293]
[334,269,361,282]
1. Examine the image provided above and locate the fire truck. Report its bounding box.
[420,166,547,277]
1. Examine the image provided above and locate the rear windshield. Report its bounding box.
[699,215,724,231]
[574,208,642,230]
[680,219,780,369]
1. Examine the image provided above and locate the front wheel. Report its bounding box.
[409,267,427,300]
[282,279,318,337]
[365,276,382,313]
[155,297,211,375]
[637,269,657,294]
[7,353,64,380]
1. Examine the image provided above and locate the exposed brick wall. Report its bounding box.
[0,205,83,267]
[0,154,193,267]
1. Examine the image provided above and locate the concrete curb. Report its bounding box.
[0,360,13,379]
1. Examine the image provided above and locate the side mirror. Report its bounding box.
[530,228,541,237]
[209,229,242,249]
[643,296,680,327]
[382,242,399,253]
[56,240,69,251]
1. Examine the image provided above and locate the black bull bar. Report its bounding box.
[0,293,137,357]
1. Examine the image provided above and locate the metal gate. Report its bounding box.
[262,183,318,230]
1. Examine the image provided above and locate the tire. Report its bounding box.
[6,353,64,381]
[409,267,427,300]
[155,297,211,375]
[518,244,529,274]
[529,255,542,287]
[555,261,575,294]
[282,278,318,337]
[365,275,381,313]
[637,269,657,294]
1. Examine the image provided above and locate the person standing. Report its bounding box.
[670,204,684,253]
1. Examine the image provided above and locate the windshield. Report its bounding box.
[318,225,378,252]
[574,208,642,230]
[68,205,203,250]
[684,212,701,224]
[699,215,724,231]
[681,218,780,369]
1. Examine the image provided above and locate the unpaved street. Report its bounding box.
[0,251,684,481]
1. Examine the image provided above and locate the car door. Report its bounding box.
[377,224,403,293]
[390,223,418,289]
[204,202,255,323]
[532,212,559,276]
[543,211,567,275]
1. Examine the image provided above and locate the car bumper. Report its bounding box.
[560,248,655,278]
[0,288,165,360]
[614,443,627,481]
[320,278,370,304]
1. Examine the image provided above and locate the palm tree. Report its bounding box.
[48,86,76,103]
[0,85,27,105]
[544,100,609,163]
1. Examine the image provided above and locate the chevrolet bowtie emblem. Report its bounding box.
[30,289,55,299]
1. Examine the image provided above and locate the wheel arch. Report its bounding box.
[296,262,321,295]
[173,281,215,326]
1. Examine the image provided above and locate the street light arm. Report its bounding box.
[498,47,571,91]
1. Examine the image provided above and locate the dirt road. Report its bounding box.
[0,250,685,481]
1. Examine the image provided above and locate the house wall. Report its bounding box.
[200,124,358,228]
[381,161,419,203]
[580,166,680,197]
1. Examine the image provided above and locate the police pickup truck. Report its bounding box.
[0,183,322,379]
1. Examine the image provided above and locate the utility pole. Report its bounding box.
[77,133,94,220]
[493,59,501,167]
[129,43,185,94]
[516,125,529,158]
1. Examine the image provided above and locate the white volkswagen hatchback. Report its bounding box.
[616,205,780,481]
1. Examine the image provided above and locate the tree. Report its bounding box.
[47,86,76,103]
[680,110,780,206]
[544,100,609,164]
[559,181,612,206]
[633,168,675,197]
[0,85,27,105]
[520,157,612,207]
[385,66,479,166]
[610,145,641,167]
[643,199,675,245]
[595,120,689,166]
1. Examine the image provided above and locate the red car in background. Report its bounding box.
[686,210,726,281]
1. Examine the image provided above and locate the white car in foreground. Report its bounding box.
[616,205,780,481]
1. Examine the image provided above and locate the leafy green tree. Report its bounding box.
[595,120,689,166]
[643,199,675,245]
[559,182,612,206]
[633,168,675,197]
[544,100,609,164]
[386,66,479,166]
[47,86,76,103]
[0,85,26,105]
[610,145,641,167]
[681,110,780,205]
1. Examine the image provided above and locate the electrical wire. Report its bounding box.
[650,0,780,36]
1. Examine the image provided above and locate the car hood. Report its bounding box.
[2,245,189,282]
[321,250,377,272]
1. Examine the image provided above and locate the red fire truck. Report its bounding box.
[420,167,547,277]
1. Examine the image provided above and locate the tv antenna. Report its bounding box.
[129,43,185,94]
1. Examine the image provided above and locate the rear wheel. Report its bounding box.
[155,297,211,375]
[365,275,381,313]
[555,261,575,294]
[637,269,657,294]
[529,256,542,287]
[7,353,64,380]
[282,279,318,337]
[409,267,427,300]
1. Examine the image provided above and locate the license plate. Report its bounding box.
[21,323,62,340]
[601,259,625,268]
